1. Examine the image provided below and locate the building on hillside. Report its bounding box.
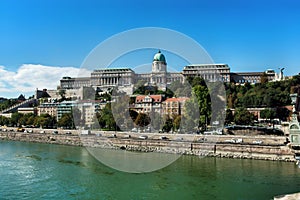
[76,100,104,127]
[182,64,230,82]
[60,77,91,90]
[91,68,135,86]
[162,97,189,116]
[35,88,51,99]
[56,100,104,127]
[17,94,26,102]
[57,101,77,121]
[230,69,276,84]
[17,107,37,115]
[134,95,164,114]
[38,102,59,117]
[58,50,279,99]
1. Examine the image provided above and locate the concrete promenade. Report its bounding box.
[0,129,296,162]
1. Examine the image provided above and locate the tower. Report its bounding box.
[151,50,167,86]
[152,50,167,73]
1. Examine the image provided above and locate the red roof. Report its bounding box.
[135,95,163,103]
[163,97,189,103]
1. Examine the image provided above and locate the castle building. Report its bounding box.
[59,50,278,96]
[182,64,230,82]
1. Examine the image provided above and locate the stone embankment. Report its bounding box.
[0,130,296,162]
[0,131,82,146]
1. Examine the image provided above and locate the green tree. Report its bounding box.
[172,114,181,131]
[57,113,74,129]
[233,108,255,125]
[0,116,9,126]
[18,113,36,126]
[162,115,173,133]
[35,114,57,128]
[192,85,211,129]
[276,107,290,121]
[225,109,234,125]
[182,96,199,132]
[260,108,276,120]
[97,103,118,130]
[134,113,150,128]
[10,113,24,127]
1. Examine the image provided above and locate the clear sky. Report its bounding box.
[0,0,300,98]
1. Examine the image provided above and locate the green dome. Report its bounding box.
[153,50,166,63]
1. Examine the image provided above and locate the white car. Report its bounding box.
[253,140,263,145]
[139,135,148,140]
[131,128,138,132]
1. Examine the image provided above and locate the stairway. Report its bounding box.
[0,98,37,113]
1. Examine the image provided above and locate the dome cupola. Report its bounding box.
[153,50,166,64]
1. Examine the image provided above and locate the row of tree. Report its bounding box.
[0,112,78,129]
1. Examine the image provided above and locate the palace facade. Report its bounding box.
[59,50,279,95]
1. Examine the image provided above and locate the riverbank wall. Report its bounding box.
[0,131,296,162]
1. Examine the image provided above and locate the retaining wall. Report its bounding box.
[0,131,295,162]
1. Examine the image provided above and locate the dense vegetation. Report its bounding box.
[0,109,81,129]
[226,75,300,108]
[1,75,300,132]
[0,113,56,128]
[0,99,19,111]
[225,75,300,125]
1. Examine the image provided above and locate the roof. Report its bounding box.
[135,95,163,103]
[163,97,189,102]
[153,50,166,63]
[92,68,134,73]
[183,64,229,70]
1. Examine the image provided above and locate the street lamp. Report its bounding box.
[291,93,298,113]
[289,93,300,166]
[290,93,299,122]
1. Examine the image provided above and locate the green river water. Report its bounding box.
[0,140,299,200]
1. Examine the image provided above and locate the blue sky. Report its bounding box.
[0,0,300,98]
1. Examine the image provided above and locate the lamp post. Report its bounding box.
[289,93,300,164]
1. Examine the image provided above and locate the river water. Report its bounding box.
[0,140,299,200]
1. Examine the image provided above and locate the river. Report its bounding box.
[0,140,299,199]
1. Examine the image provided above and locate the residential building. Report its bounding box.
[162,97,189,116]
[134,95,164,113]
[17,107,37,115]
[57,101,77,121]
[38,102,59,117]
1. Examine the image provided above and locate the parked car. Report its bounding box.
[107,134,117,138]
[159,136,168,140]
[65,131,72,135]
[52,130,58,134]
[131,128,138,132]
[139,135,148,140]
[17,127,25,132]
[253,140,263,145]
